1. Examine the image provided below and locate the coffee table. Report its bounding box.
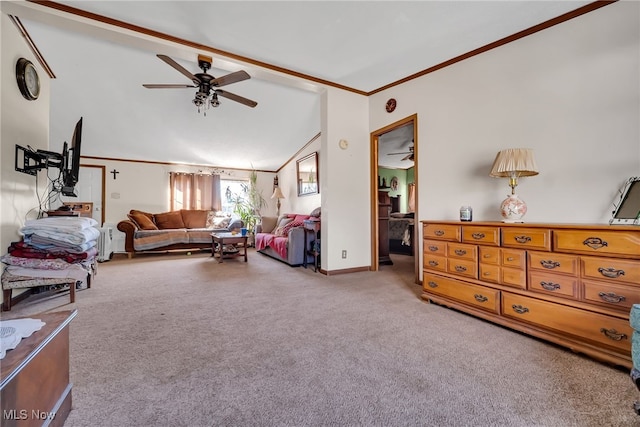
[211,232,248,263]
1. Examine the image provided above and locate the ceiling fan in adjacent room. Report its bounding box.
[387,144,414,161]
[143,54,258,114]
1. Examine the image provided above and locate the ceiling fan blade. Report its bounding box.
[143,84,196,89]
[211,70,251,87]
[388,151,411,155]
[402,153,413,161]
[157,54,200,84]
[216,90,257,108]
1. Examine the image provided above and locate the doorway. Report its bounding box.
[61,164,106,226]
[370,114,418,282]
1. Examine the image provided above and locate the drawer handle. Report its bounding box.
[483,272,491,276]
[514,235,531,244]
[583,237,608,250]
[454,265,467,272]
[472,233,485,240]
[427,281,438,288]
[598,292,626,304]
[598,267,625,279]
[540,281,561,291]
[506,257,515,261]
[511,304,529,314]
[600,328,627,342]
[454,249,467,256]
[428,245,439,252]
[540,260,561,269]
[483,254,492,258]
[434,230,445,236]
[428,260,440,267]
[474,294,488,303]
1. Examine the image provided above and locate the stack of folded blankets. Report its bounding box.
[1,216,100,291]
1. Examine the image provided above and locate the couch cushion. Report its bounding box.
[128,211,158,230]
[309,207,321,218]
[154,211,186,229]
[181,209,209,229]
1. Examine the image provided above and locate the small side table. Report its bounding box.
[211,232,248,263]
[303,219,320,272]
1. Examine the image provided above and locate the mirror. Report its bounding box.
[297,152,319,196]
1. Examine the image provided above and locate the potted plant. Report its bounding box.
[231,170,266,244]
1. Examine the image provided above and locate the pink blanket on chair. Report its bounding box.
[255,233,288,260]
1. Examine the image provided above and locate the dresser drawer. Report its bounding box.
[501,267,526,289]
[447,258,477,279]
[479,263,500,284]
[462,225,500,246]
[502,228,551,251]
[424,239,447,256]
[528,251,579,275]
[447,243,477,261]
[528,271,578,299]
[582,279,640,312]
[554,229,640,258]
[423,224,461,242]
[581,256,640,286]
[479,246,500,265]
[502,293,632,353]
[501,249,526,269]
[423,254,447,273]
[423,273,500,313]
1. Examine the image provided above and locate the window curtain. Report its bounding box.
[170,172,221,211]
[407,183,416,213]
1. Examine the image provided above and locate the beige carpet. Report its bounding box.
[3,249,638,426]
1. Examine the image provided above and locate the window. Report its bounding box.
[221,179,249,215]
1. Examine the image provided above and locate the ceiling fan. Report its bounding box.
[143,54,257,114]
[387,145,414,161]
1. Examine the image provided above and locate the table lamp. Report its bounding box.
[271,177,285,216]
[489,148,539,222]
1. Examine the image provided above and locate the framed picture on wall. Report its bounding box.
[297,152,319,196]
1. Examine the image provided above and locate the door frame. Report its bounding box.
[370,114,418,280]
[79,164,106,226]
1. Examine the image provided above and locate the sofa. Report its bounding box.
[255,209,320,266]
[117,209,243,258]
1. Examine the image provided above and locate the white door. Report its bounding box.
[62,165,105,225]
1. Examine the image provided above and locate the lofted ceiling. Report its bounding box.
[4,1,594,171]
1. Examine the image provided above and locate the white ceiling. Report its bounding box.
[4,1,592,171]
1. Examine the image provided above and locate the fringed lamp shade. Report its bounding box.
[489,148,539,223]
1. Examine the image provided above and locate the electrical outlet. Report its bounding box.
[342,250,347,259]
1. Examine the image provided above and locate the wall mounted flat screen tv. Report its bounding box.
[61,117,83,197]
[610,177,640,225]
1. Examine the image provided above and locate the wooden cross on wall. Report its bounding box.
[111,169,119,180]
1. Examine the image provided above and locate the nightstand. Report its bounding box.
[303,219,321,272]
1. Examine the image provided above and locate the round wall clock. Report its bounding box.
[385,98,397,113]
[16,58,40,101]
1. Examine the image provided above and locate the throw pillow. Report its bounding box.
[309,207,321,218]
[154,210,186,229]
[181,209,208,229]
[128,211,158,230]
[279,219,304,236]
[273,217,293,233]
[210,216,232,229]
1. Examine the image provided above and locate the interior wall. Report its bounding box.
[1,11,51,304]
[321,87,370,271]
[276,138,321,217]
[370,1,639,227]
